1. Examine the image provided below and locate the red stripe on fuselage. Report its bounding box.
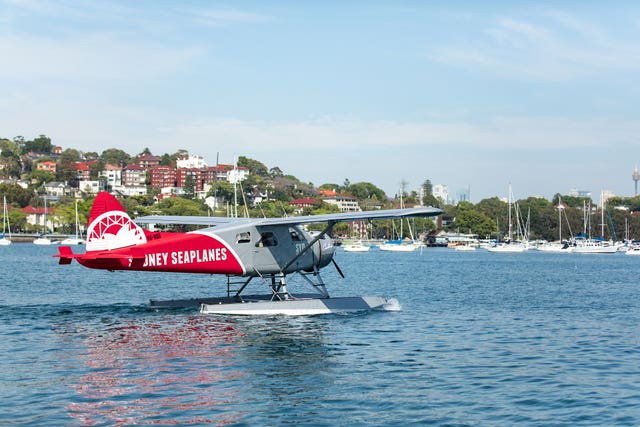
[78,232,245,275]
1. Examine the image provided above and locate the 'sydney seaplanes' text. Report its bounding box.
[143,248,228,267]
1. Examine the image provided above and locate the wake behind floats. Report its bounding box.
[56,192,441,315]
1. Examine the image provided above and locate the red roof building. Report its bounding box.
[290,198,317,208]
[149,166,176,189]
[176,168,203,191]
[136,154,160,169]
[36,161,56,173]
[122,164,146,187]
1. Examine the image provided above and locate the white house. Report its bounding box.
[177,155,207,169]
[323,196,361,212]
[99,164,122,189]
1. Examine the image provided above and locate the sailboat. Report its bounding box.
[379,191,420,252]
[33,196,55,245]
[343,221,371,252]
[60,199,85,245]
[487,184,527,253]
[0,196,11,246]
[536,197,572,253]
[571,192,618,254]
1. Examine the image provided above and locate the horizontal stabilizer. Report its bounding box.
[56,246,74,264]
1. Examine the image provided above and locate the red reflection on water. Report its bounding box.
[67,315,247,426]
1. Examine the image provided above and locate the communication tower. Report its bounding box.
[634,166,640,196]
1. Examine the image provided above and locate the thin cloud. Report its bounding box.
[430,9,640,80]
[189,7,274,27]
[0,33,203,80]
[156,116,637,153]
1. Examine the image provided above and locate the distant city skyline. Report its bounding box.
[1,1,639,202]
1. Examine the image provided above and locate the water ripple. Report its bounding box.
[0,246,639,425]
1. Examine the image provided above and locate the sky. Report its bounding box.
[1,0,640,202]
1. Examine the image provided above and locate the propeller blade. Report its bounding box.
[332,258,345,278]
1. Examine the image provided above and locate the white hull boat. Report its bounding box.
[571,239,618,254]
[487,243,527,253]
[343,241,370,252]
[625,246,640,255]
[33,237,56,245]
[59,237,86,245]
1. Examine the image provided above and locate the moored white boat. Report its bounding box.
[487,242,527,253]
[59,237,86,245]
[379,239,419,252]
[343,240,370,252]
[535,242,571,253]
[571,238,618,254]
[454,243,476,251]
[34,195,56,245]
[625,245,640,255]
[60,199,85,245]
[33,236,56,245]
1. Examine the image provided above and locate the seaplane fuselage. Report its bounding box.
[57,194,335,277]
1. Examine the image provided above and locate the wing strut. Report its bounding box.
[280,221,336,274]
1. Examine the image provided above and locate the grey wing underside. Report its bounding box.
[134,206,442,229]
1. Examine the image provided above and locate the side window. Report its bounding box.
[256,232,278,247]
[236,232,251,244]
[289,227,303,241]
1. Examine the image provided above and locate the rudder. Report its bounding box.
[85,192,147,252]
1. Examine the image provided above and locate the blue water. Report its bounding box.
[1,245,639,426]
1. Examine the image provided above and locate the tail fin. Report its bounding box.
[85,192,147,252]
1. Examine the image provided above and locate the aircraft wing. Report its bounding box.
[134,206,442,227]
[134,216,256,227]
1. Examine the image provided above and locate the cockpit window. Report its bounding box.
[289,227,303,241]
[256,232,278,247]
[236,232,251,243]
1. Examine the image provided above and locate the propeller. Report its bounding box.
[332,258,345,278]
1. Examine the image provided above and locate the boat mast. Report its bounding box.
[600,190,605,239]
[507,184,513,241]
[558,196,562,242]
[2,196,9,237]
[74,199,80,238]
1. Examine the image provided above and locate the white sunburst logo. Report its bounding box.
[86,211,147,251]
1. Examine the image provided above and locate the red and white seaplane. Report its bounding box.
[56,192,441,315]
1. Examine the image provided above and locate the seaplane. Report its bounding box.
[55,192,442,315]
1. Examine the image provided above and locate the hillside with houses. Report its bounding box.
[3,134,640,242]
[1,135,427,239]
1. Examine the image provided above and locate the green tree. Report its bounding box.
[182,174,196,200]
[7,205,27,232]
[0,183,33,207]
[422,179,433,198]
[451,209,495,238]
[56,148,82,183]
[207,181,235,203]
[100,148,132,166]
[159,153,173,166]
[346,182,386,202]
[23,135,53,154]
[0,140,22,177]
[27,169,56,186]
[269,166,283,178]
[157,197,207,217]
[238,156,269,177]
